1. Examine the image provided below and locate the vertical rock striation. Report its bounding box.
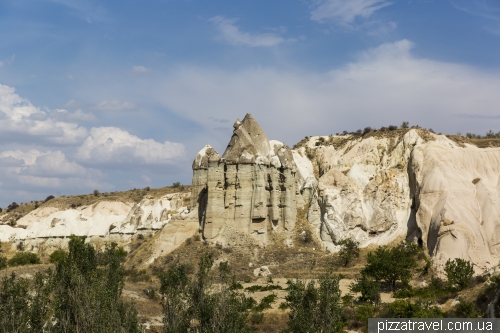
[190,114,298,243]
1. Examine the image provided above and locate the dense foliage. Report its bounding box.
[445,258,474,290]
[361,241,420,289]
[282,272,344,333]
[160,253,254,333]
[0,235,142,333]
[337,238,360,267]
[7,252,41,266]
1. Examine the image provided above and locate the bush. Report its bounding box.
[93,189,100,196]
[301,230,313,243]
[44,195,55,202]
[363,127,372,134]
[7,202,18,212]
[350,275,381,305]
[451,299,481,318]
[8,252,41,266]
[388,125,398,131]
[172,182,181,188]
[0,207,2,213]
[401,121,409,129]
[9,219,16,227]
[144,186,150,191]
[0,255,7,270]
[383,299,443,318]
[338,238,360,267]
[49,249,67,264]
[445,258,474,290]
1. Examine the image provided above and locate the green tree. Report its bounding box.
[172,182,181,188]
[445,258,474,290]
[93,189,100,196]
[160,253,254,333]
[283,273,344,333]
[338,238,360,267]
[0,271,53,333]
[51,235,141,333]
[350,275,380,305]
[401,121,409,129]
[362,242,419,290]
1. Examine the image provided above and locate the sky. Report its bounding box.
[0,0,500,207]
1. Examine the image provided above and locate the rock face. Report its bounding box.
[0,193,192,254]
[296,130,500,273]
[190,114,298,243]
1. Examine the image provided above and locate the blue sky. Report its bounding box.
[1,0,500,207]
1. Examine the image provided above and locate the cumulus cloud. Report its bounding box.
[209,16,290,47]
[0,149,107,191]
[75,127,185,166]
[51,109,96,122]
[132,65,151,74]
[157,39,500,145]
[0,84,88,145]
[310,0,392,24]
[90,100,138,111]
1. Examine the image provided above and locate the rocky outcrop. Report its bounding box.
[296,130,500,273]
[0,193,192,253]
[190,114,298,243]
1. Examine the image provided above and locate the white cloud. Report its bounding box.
[209,16,288,47]
[156,39,500,145]
[90,100,138,111]
[132,65,151,74]
[0,84,88,145]
[75,127,185,166]
[0,149,106,190]
[0,55,15,67]
[310,0,392,24]
[51,109,96,122]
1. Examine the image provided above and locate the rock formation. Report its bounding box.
[190,113,298,243]
[296,130,500,273]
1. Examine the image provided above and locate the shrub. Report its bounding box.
[350,275,381,305]
[388,125,398,131]
[49,249,67,264]
[7,202,19,212]
[0,207,2,213]
[8,252,41,266]
[44,195,55,202]
[452,299,481,318]
[193,234,201,242]
[338,238,360,267]
[383,299,443,318]
[9,219,16,226]
[172,182,181,188]
[301,229,313,243]
[93,189,100,196]
[249,312,264,325]
[144,186,151,191]
[445,258,474,290]
[185,237,192,245]
[0,255,7,270]
[401,121,409,129]
[363,127,372,134]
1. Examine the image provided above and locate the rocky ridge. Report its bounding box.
[1,114,500,274]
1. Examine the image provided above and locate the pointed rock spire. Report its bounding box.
[222,113,271,164]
